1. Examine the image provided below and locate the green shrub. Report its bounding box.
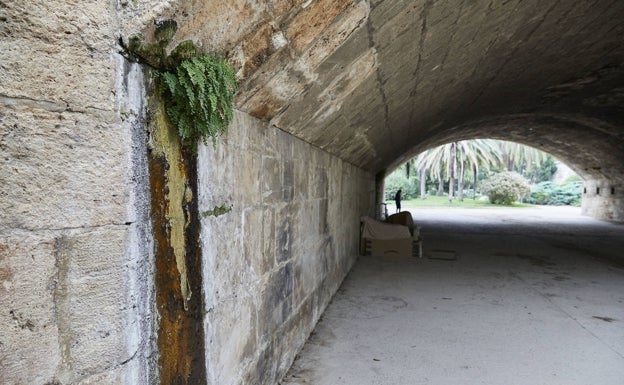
[527,181,582,206]
[481,171,531,205]
[384,171,419,200]
[527,181,554,205]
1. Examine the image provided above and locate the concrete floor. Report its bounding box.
[281,207,624,385]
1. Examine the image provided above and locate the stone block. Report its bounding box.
[263,206,277,270]
[310,168,329,200]
[282,158,295,202]
[55,228,131,378]
[0,107,127,231]
[296,0,370,71]
[240,151,262,207]
[293,157,310,201]
[205,294,258,385]
[0,2,116,110]
[276,204,295,264]
[0,233,61,385]
[244,208,273,277]
[261,156,282,204]
[241,23,276,77]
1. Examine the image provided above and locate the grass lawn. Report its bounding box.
[388,195,532,209]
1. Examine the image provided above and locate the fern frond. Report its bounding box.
[157,52,238,148]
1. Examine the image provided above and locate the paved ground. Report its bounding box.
[281,206,624,385]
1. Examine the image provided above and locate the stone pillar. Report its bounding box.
[582,179,624,222]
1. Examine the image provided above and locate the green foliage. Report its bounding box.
[158,54,237,146]
[384,168,419,200]
[526,181,582,206]
[524,155,557,183]
[481,171,531,205]
[122,20,237,148]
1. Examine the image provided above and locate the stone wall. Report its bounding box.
[1,1,373,383]
[198,111,375,385]
[0,1,156,384]
[582,180,624,222]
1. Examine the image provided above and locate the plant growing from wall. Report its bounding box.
[158,54,237,146]
[121,20,238,148]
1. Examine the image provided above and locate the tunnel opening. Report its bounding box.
[380,113,624,223]
[382,139,582,220]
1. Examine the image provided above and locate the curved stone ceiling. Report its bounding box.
[163,0,624,179]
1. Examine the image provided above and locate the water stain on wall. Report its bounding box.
[148,93,207,385]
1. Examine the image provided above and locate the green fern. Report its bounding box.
[158,54,237,146]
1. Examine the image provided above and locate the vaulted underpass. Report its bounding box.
[2,1,624,384]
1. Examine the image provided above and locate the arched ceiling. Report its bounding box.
[163,0,624,178]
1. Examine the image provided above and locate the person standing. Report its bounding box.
[394,189,402,213]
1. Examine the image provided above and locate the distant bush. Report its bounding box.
[481,172,531,205]
[384,172,419,200]
[526,181,582,206]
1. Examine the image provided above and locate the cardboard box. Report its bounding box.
[367,237,415,258]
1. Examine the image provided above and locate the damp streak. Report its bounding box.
[148,93,207,384]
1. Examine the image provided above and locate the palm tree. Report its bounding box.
[413,139,501,201]
[457,139,502,201]
[497,141,547,175]
[410,140,549,202]
[419,165,427,200]
[413,143,452,198]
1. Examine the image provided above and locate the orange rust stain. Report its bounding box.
[242,23,275,77]
[149,149,206,385]
[249,93,284,119]
[287,0,355,53]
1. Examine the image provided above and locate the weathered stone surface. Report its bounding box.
[0,227,141,384]
[4,0,624,384]
[0,233,61,385]
[198,111,374,385]
[1,1,155,382]
[286,0,355,53]
[0,1,116,110]
[0,106,127,231]
[581,179,624,222]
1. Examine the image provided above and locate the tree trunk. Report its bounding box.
[420,167,427,199]
[458,159,465,201]
[437,177,444,196]
[507,156,514,172]
[473,165,478,199]
[405,161,410,178]
[448,142,456,202]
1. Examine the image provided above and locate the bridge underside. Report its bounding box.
[159,0,624,220]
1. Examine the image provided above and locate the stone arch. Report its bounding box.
[384,113,624,220]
